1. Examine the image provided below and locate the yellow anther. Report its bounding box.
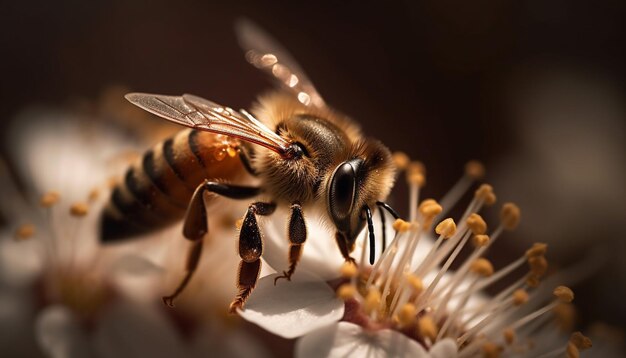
[465,160,485,180]
[364,289,381,315]
[466,213,487,235]
[475,184,496,206]
[14,224,35,241]
[481,342,502,358]
[471,258,494,277]
[392,152,410,170]
[417,315,437,341]
[392,219,412,233]
[235,218,243,230]
[88,188,100,202]
[554,286,574,303]
[406,161,426,187]
[40,191,60,208]
[419,199,442,218]
[406,274,423,295]
[528,255,548,278]
[407,161,425,175]
[500,203,521,230]
[554,303,576,331]
[472,234,490,247]
[435,218,456,238]
[337,284,356,301]
[525,243,547,258]
[70,202,89,217]
[398,303,417,327]
[503,328,515,345]
[570,332,592,350]
[340,261,358,279]
[526,275,541,288]
[513,289,529,306]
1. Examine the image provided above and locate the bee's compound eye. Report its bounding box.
[329,161,358,222]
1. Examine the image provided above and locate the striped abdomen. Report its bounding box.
[101,129,246,242]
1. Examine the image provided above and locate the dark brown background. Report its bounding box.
[1,0,624,337]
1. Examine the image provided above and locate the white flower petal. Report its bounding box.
[238,273,344,339]
[262,208,398,281]
[296,322,429,358]
[429,338,459,358]
[35,305,93,358]
[93,301,186,358]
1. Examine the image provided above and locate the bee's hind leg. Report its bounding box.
[163,180,260,307]
[230,201,276,313]
[274,202,306,284]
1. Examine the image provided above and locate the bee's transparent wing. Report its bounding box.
[125,93,292,155]
[235,19,326,108]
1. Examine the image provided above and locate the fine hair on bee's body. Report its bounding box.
[101,19,398,313]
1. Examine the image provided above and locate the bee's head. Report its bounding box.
[326,140,396,251]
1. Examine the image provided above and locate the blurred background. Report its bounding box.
[0,0,624,348]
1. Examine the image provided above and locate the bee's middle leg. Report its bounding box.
[163,180,260,307]
[274,202,307,284]
[229,201,276,313]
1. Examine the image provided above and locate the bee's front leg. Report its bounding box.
[229,201,276,313]
[163,181,260,307]
[274,202,307,284]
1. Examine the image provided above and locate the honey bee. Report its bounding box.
[101,20,399,312]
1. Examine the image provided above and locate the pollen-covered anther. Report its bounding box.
[513,289,529,306]
[406,161,426,187]
[481,342,502,358]
[337,284,357,301]
[392,151,410,170]
[500,203,521,231]
[553,286,574,303]
[503,328,516,345]
[467,213,487,235]
[570,332,592,350]
[40,191,60,208]
[340,261,358,279]
[363,289,381,315]
[70,202,89,217]
[474,184,496,206]
[465,160,485,180]
[87,188,100,202]
[528,255,548,278]
[472,234,490,247]
[235,218,243,230]
[435,218,456,238]
[419,199,442,219]
[14,223,35,241]
[417,315,438,341]
[398,303,417,327]
[525,242,547,258]
[406,274,423,295]
[471,258,494,277]
[526,275,540,288]
[392,219,412,233]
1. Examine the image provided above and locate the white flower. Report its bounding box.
[0,99,272,358]
[238,159,594,357]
